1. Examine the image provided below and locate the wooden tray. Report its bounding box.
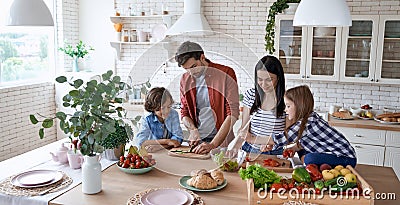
[243,153,293,173]
[246,165,374,205]
[167,146,211,160]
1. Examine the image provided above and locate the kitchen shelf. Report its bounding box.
[280,56,301,59]
[313,36,337,39]
[382,59,400,63]
[280,35,302,38]
[110,15,171,24]
[110,41,160,60]
[312,57,335,60]
[346,58,371,62]
[348,36,372,39]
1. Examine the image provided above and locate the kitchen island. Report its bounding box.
[49,149,400,205]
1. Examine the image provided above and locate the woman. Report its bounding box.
[237,55,286,154]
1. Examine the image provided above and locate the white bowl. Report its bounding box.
[210,147,246,172]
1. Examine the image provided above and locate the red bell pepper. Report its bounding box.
[306,164,323,181]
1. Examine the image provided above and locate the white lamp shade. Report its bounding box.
[7,0,54,26]
[293,0,352,27]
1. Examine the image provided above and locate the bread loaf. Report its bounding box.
[186,174,217,189]
[375,112,400,119]
[332,111,352,119]
[210,170,225,185]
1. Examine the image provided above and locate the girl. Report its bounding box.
[236,55,287,154]
[255,85,357,167]
[135,87,183,152]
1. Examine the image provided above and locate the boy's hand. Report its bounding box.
[188,129,201,146]
[167,139,181,147]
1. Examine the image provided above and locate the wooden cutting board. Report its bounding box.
[244,153,293,172]
[167,146,211,160]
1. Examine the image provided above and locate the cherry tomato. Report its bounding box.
[119,156,125,162]
[127,153,133,159]
[131,157,136,163]
[122,160,129,168]
[129,163,135,169]
[270,183,284,192]
[136,161,141,168]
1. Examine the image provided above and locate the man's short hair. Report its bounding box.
[175,41,204,67]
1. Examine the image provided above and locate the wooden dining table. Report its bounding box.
[49,149,400,205]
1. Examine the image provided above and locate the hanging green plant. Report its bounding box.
[265,0,301,54]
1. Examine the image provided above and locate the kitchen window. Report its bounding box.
[0,0,55,85]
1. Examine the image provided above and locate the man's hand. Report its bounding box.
[192,142,215,154]
[188,129,201,146]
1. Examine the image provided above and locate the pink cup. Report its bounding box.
[67,150,83,169]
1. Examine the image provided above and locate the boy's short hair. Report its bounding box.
[175,41,204,67]
[144,87,173,112]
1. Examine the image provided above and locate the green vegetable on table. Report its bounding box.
[239,164,281,189]
[314,180,325,190]
[292,167,311,183]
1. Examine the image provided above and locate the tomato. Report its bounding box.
[129,163,135,169]
[130,157,136,163]
[315,188,321,195]
[119,156,125,162]
[136,161,141,168]
[127,153,133,159]
[270,183,284,192]
[135,155,141,161]
[263,159,280,167]
[283,150,289,158]
[122,160,129,168]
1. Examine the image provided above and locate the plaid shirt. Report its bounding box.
[135,109,183,147]
[273,112,356,158]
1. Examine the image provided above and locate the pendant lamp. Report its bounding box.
[6,0,54,26]
[293,0,352,27]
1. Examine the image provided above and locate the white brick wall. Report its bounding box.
[0,83,56,161]
[115,0,400,113]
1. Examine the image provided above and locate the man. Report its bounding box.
[176,41,239,154]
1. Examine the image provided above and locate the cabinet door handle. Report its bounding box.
[306,76,310,78]
[354,135,363,138]
[370,79,374,82]
[355,145,362,148]
[375,79,379,82]
[301,75,305,78]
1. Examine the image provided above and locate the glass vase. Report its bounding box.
[73,57,79,72]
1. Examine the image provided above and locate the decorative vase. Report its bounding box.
[72,57,79,72]
[82,154,102,194]
[103,144,125,161]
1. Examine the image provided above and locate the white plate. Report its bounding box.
[331,115,355,120]
[141,189,192,205]
[11,170,63,188]
[16,170,56,186]
[151,24,167,41]
[374,117,400,125]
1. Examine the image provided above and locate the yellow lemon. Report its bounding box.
[340,168,352,176]
[334,165,344,171]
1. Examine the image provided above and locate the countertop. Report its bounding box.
[328,115,400,132]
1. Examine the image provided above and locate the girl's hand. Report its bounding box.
[260,144,274,152]
[282,143,300,158]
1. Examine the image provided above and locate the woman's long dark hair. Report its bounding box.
[250,55,285,117]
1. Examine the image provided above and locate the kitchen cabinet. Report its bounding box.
[335,126,385,166]
[276,14,400,84]
[275,15,341,81]
[339,15,379,83]
[384,147,400,179]
[335,125,400,178]
[109,15,171,60]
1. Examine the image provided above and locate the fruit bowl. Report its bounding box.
[210,147,246,172]
[116,163,154,174]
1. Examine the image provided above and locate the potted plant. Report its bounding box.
[59,40,94,72]
[265,0,301,54]
[100,119,131,161]
[30,70,130,194]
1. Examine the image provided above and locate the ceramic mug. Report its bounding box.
[67,150,83,169]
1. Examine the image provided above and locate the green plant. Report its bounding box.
[100,120,131,149]
[30,70,131,156]
[265,0,301,54]
[59,40,94,59]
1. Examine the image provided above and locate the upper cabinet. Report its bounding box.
[276,14,400,84]
[275,15,340,81]
[339,15,379,83]
[375,15,400,84]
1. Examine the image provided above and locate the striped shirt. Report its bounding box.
[272,112,356,159]
[243,88,286,149]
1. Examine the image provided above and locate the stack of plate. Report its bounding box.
[11,170,63,188]
[140,189,194,205]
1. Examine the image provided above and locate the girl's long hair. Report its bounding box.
[284,85,314,143]
[250,55,286,118]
